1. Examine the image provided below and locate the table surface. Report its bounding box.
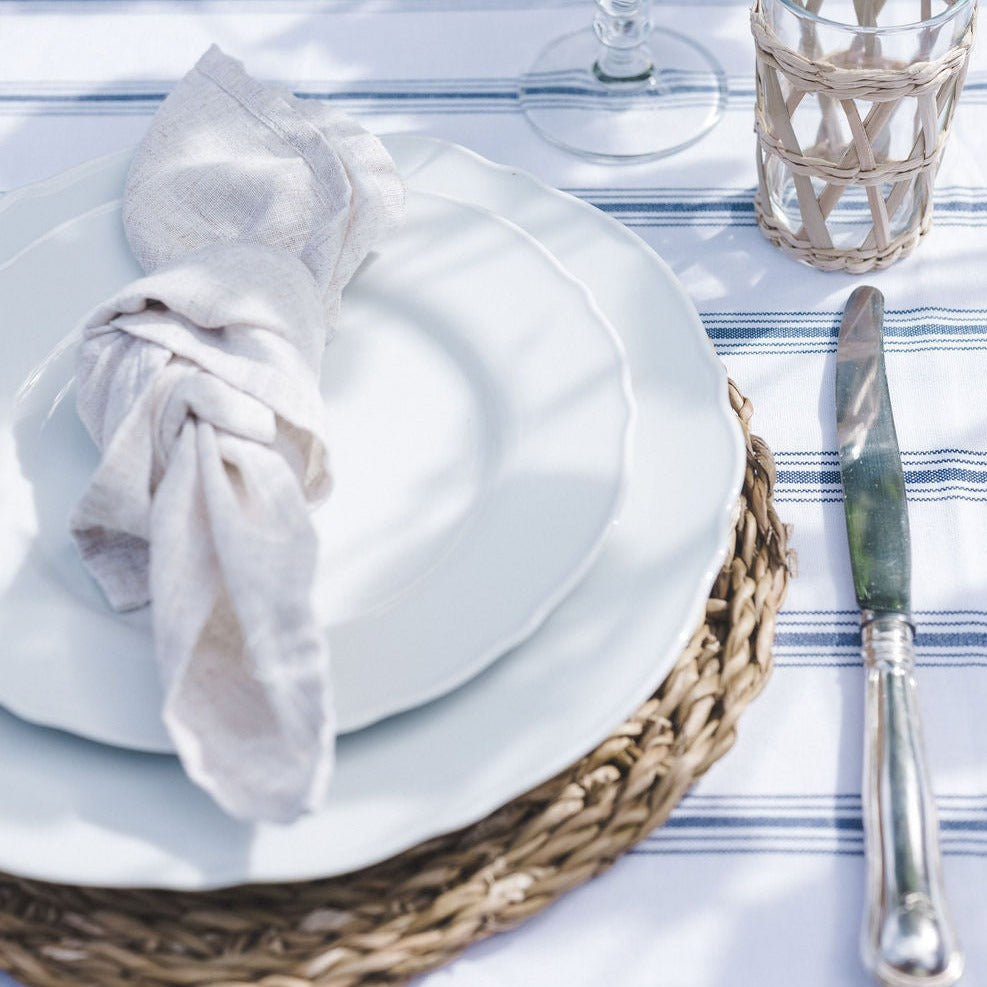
[1,3,985,986]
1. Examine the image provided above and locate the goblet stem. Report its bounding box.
[593,0,654,83]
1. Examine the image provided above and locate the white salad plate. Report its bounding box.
[0,135,744,889]
[1,187,635,750]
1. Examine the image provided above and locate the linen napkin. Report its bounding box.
[69,45,404,822]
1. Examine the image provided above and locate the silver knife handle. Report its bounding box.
[860,611,963,987]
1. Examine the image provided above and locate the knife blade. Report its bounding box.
[836,285,963,987]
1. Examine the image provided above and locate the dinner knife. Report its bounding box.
[835,286,963,987]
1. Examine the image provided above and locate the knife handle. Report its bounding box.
[860,612,963,987]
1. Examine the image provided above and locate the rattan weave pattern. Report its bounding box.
[0,379,791,987]
[751,0,976,272]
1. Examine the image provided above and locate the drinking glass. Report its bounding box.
[520,0,727,161]
[752,0,977,271]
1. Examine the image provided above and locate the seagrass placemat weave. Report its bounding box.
[0,379,791,987]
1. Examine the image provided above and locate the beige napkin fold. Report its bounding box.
[70,45,404,822]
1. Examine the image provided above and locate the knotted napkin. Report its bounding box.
[69,46,404,822]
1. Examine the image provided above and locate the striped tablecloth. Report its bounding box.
[1,2,985,985]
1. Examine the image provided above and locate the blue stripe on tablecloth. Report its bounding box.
[772,610,987,668]
[0,44,985,100]
[518,68,729,112]
[0,73,733,114]
[632,793,987,856]
[1,69,980,113]
[771,450,987,504]
[0,79,519,115]
[2,63,985,103]
[574,187,987,228]
[700,310,987,355]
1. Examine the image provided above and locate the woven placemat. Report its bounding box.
[0,378,791,987]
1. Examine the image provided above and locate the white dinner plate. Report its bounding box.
[0,188,634,750]
[0,136,743,889]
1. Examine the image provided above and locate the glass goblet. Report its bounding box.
[520,0,728,162]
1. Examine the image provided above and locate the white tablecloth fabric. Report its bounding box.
[1,2,985,985]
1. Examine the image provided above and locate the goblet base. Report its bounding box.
[520,25,726,162]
